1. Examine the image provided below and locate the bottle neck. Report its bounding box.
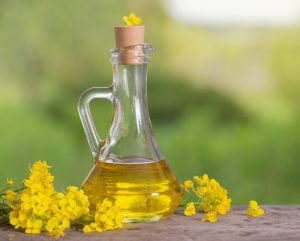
[112,63,149,132]
[102,44,162,162]
[105,62,162,161]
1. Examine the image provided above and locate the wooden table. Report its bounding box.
[1,205,299,241]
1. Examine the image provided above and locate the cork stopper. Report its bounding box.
[114,26,144,49]
[114,26,145,64]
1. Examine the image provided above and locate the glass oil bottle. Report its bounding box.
[78,26,181,222]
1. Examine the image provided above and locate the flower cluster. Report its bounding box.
[45,186,90,237]
[1,161,124,238]
[3,189,16,203]
[123,12,142,26]
[182,174,231,222]
[0,177,23,224]
[5,161,90,237]
[246,200,264,217]
[83,198,123,233]
[184,202,196,216]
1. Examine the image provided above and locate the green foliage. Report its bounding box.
[157,110,300,203]
[0,0,300,204]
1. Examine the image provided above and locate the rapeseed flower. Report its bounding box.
[182,174,231,222]
[123,12,142,26]
[2,190,16,202]
[83,198,123,233]
[246,200,264,217]
[183,180,193,189]
[6,161,91,238]
[184,202,196,216]
[6,178,13,185]
[24,219,43,234]
[3,160,124,237]
[201,211,217,223]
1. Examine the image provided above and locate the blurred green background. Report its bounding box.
[1,0,300,204]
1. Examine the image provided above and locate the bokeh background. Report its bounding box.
[1,0,300,204]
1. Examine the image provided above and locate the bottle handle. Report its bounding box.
[78,86,113,159]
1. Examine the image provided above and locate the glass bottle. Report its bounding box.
[78,41,181,222]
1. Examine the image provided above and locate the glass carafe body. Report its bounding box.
[78,44,181,222]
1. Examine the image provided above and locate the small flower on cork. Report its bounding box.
[123,12,142,26]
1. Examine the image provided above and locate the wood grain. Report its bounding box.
[1,205,300,241]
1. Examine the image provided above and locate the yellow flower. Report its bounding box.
[3,189,16,202]
[183,180,193,189]
[198,177,230,216]
[90,222,103,232]
[23,161,55,193]
[10,217,21,229]
[31,193,52,216]
[46,217,59,233]
[8,160,90,238]
[48,228,64,238]
[123,12,142,26]
[6,178,14,185]
[101,198,113,208]
[46,217,69,238]
[25,219,42,234]
[6,160,126,237]
[194,174,209,186]
[9,209,25,229]
[216,205,226,214]
[183,173,231,222]
[52,186,90,221]
[184,202,196,216]
[208,179,219,190]
[201,174,209,184]
[196,186,207,196]
[201,211,217,222]
[83,198,123,233]
[83,224,93,233]
[216,198,231,215]
[193,176,201,184]
[246,200,264,217]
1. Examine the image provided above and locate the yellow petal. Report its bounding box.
[197,186,207,196]
[132,17,142,25]
[246,200,264,217]
[83,225,93,233]
[201,212,218,222]
[184,202,196,216]
[7,178,14,185]
[123,12,142,26]
[183,180,193,189]
[129,12,136,19]
[249,200,258,208]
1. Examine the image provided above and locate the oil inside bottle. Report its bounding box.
[81,158,182,222]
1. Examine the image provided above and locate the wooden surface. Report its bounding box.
[0,205,300,241]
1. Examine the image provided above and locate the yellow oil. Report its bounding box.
[81,159,182,222]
